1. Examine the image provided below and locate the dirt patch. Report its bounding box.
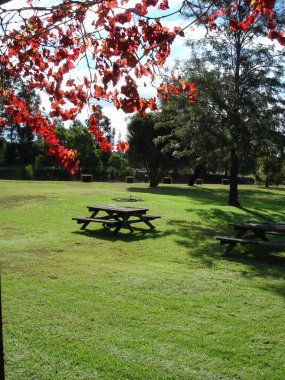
[0,195,50,209]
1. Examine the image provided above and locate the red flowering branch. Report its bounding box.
[0,0,282,173]
[198,0,284,46]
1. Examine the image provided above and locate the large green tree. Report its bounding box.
[157,1,285,206]
[127,113,173,187]
[57,120,104,178]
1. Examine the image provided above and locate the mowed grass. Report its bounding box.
[0,180,284,380]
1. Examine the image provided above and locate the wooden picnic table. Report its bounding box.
[73,204,161,234]
[216,221,285,256]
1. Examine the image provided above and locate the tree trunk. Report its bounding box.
[188,164,203,186]
[149,179,159,188]
[228,149,240,207]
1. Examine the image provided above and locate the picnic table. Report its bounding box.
[216,221,285,256]
[73,204,161,234]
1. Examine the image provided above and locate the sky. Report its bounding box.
[2,0,207,140]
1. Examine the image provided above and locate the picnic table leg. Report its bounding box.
[221,229,247,257]
[102,212,117,229]
[140,216,155,230]
[113,216,134,234]
[80,210,99,230]
[221,242,237,257]
[144,220,155,229]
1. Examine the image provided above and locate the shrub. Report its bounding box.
[25,164,34,179]
[195,179,203,185]
[33,166,73,180]
[0,166,26,179]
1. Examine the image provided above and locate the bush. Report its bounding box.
[0,166,26,179]
[81,174,93,182]
[25,164,34,179]
[33,166,73,180]
[195,179,203,185]
[222,178,229,185]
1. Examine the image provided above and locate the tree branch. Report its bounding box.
[0,0,12,6]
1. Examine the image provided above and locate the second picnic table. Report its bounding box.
[216,221,285,256]
[73,204,161,234]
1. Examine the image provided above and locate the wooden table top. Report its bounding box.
[87,204,149,214]
[231,221,285,233]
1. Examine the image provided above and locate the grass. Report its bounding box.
[0,180,284,380]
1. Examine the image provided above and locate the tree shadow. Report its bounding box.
[127,185,231,207]
[164,210,285,298]
[237,206,276,221]
[127,185,285,210]
[191,207,285,227]
[72,186,285,297]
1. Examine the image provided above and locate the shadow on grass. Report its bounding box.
[127,185,229,206]
[71,227,166,242]
[237,207,275,220]
[163,211,285,297]
[127,185,285,212]
[73,188,285,296]
[185,208,284,233]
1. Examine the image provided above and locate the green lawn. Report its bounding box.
[1,180,284,380]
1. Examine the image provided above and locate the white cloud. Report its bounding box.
[101,103,129,140]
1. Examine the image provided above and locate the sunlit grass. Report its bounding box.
[1,180,284,380]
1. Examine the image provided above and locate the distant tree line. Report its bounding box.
[0,118,131,181]
[0,80,132,181]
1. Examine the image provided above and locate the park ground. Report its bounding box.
[0,180,284,380]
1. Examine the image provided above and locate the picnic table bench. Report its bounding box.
[216,222,285,256]
[73,204,161,234]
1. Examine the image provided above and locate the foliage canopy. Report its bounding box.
[0,0,283,172]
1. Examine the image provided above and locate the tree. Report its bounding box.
[155,90,228,186]
[67,120,104,178]
[127,112,172,187]
[256,156,285,187]
[107,153,129,180]
[0,0,282,173]
[157,1,285,205]
[1,79,41,165]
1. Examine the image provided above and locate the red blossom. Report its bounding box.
[117,141,129,152]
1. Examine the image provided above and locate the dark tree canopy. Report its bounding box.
[127,112,172,187]
[156,1,285,205]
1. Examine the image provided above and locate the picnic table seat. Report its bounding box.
[216,236,285,248]
[141,215,161,220]
[72,217,119,226]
